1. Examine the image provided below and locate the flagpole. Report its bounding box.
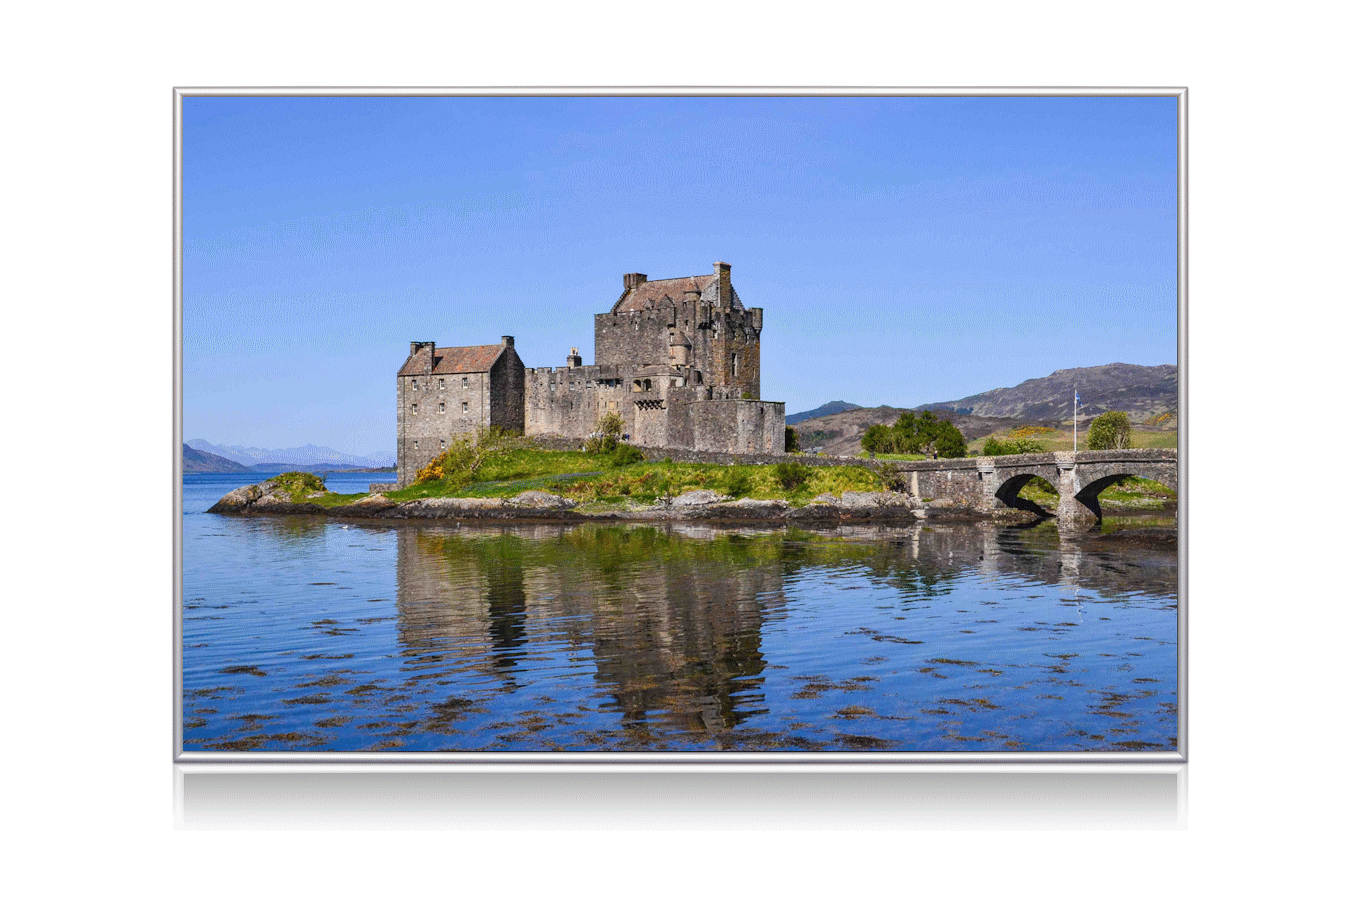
[1073,387,1078,453]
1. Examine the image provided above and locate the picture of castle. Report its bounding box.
[395,262,787,484]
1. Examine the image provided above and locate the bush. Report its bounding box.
[724,472,753,498]
[981,437,1047,456]
[584,411,626,454]
[774,461,812,490]
[876,462,909,492]
[414,427,520,486]
[785,425,800,453]
[608,444,644,468]
[1087,411,1132,450]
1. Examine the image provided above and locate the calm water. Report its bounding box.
[181,472,1179,753]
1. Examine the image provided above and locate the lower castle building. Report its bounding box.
[396,262,786,485]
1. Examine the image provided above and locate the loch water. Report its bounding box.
[181,472,1179,753]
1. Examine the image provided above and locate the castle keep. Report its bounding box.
[396,262,786,485]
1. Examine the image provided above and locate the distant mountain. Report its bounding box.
[183,443,251,473]
[187,439,395,469]
[918,363,1177,423]
[786,401,863,426]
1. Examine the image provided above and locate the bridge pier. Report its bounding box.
[1055,455,1100,527]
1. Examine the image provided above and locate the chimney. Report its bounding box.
[567,347,582,368]
[623,272,648,291]
[501,335,514,349]
[714,261,731,307]
[410,341,435,374]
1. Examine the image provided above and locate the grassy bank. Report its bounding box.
[380,447,883,509]
[966,425,1178,454]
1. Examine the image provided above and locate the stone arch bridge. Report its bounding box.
[885,449,1178,525]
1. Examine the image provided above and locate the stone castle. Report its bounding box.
[396,262,786,485]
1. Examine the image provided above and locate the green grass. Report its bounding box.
[857,452,927,461]
[968,426,1178,454]
[373,448,882,507]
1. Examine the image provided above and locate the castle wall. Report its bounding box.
[524,364,628,439]
[692,400,785,453]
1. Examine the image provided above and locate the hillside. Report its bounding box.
[187,439,395,469]
[183,443,251,473]
[789,363,1177,456]
[786,401,863,426]
[918,363,1177,423]
[792,406,1054,457]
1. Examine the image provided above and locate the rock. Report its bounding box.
[725,497,788,510]
[670,490,726,507]
[210,483,263,510]
[839,491,907,509]
[809,493,840,505]
[510,491,576,509]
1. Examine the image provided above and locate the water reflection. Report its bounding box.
[181,491,1178,752]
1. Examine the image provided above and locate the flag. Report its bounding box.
[1075,390,1080,407]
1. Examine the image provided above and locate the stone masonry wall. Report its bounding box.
[489,347,526,433]
[397,370,492,485]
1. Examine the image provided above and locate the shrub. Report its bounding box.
[982,437,1047,456]
[774,461,812,490]
[724,472,753,498]
[608,444,644,468]
[876,462,909,492]
[1087,411,1132,450]
[785,425,800,453]
[584,411,625,454]
[414,427,520,486]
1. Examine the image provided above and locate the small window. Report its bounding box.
[462,377,468,388]
[411,379,418,390]
[439,439,445,449]
[411,403,418,414]
[551,383,557,392]
[438,378,445,390]
[462,402,468,415]
[413,440,419,450]
[438,402,445,414]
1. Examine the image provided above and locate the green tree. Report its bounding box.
[1086,411,1132,450]
[900,410,966,459]
[784,425,800,453]
[861,424,893,454]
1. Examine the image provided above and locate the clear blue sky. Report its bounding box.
[182,95,1177,455]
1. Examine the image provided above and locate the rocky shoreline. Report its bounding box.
[206,479,1023,525]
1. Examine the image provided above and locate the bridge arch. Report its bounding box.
[1059,461,1178,525]
[992,470,1059,517]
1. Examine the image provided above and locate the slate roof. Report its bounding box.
[613,273,742,313]
[398,343,506,376]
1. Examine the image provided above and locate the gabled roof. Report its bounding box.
[612,273,742,313]
[398,344,506,376]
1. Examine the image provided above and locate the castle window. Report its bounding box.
[411,380,418,390]
[732,353,739,377]
[440,439,445,449]
[462,377,468,388]
[411,403,418,414]
[438,402,445,414]
[462,402,468,415]
[438,378,445,390]
[413,440,418,450]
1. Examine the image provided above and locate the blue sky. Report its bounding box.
[182,95,1178,455]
